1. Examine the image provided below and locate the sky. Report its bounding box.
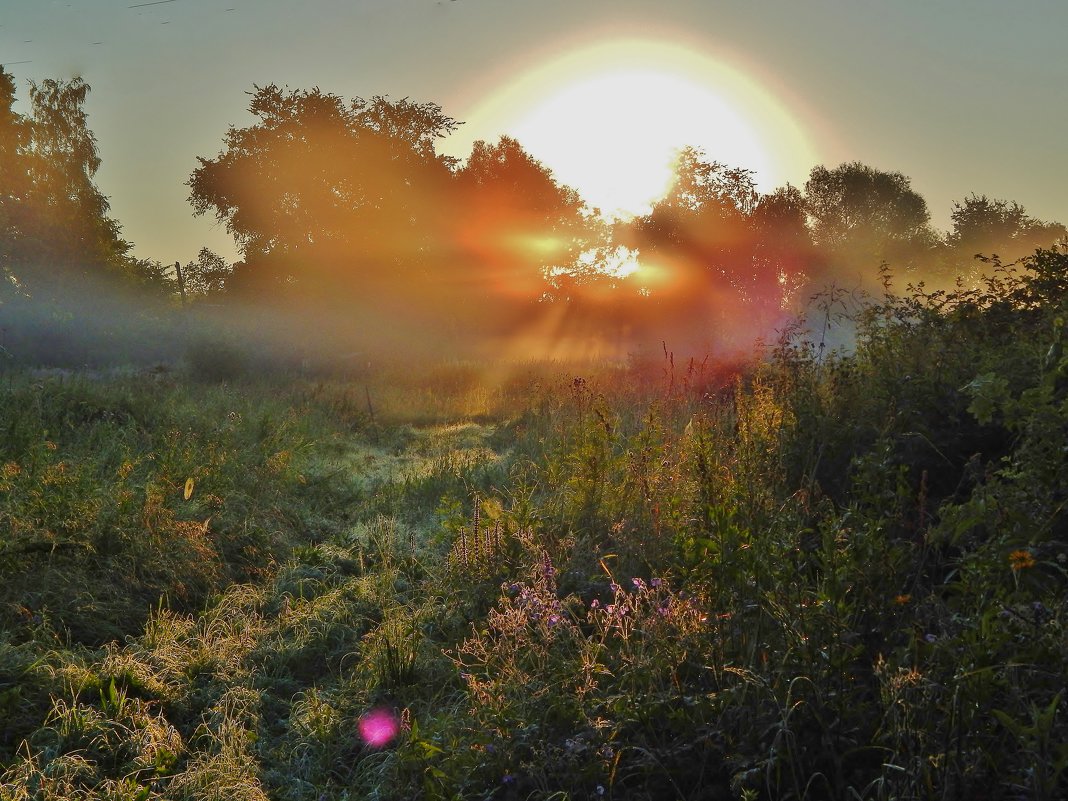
[2,0,1067,265]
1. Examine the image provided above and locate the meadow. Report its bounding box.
[2,251,1068,800]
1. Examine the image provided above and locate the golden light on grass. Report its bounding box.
[184,477,195,501]
[447,38,818,220]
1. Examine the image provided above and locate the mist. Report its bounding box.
[2,74,1066,382]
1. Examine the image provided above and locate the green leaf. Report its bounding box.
[963,372,1010,425]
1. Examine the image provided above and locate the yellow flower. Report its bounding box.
[1009,549,1036,571]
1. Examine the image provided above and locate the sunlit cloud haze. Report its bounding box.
[2,0,1067,266]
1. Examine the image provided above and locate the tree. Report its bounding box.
[947,194,1066,264]
[181,248,232,299]
[615,148,802,345]
[452,135,592,308]
[619,148,758,292]
[804,162,936,273]
[25,78,129,274]
[626,146,756,249]
[188,84,461,302]
[0,73,130,300]
[750,183,822,307]
[0,67,31,298]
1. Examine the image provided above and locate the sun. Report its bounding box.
[445,39,817,219]
[509,67,767,218]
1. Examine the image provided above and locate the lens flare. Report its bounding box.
[358,707,400,748]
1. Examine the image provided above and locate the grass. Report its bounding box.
[2,250,1068,799]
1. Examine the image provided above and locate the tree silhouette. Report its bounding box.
[452,136,591,313]
[750,183,821,308]
[0,72,130,301]
[948,194,1066,265]
[621,148,758,294]
[0,67,30,298]
[804,162,936,277]
[181,247,232,299]
[614,148,811,346]
[188,84,460,303]
[25,78,129,277]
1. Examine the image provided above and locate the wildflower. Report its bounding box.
[541,551,556,578]
[893,594,911,605]
[650,577,663,588]
[502,774,515,785]
[590,599,601,609]
[632,577,647,590]
[924,633,937,643]
[609,582,621,594]
[548,614,561,627]
[1009,549,1036,570]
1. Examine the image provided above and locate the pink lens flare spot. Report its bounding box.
[358,708,400,748]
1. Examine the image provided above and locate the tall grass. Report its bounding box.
[3,249,1068,799]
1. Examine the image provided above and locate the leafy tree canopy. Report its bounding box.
[188,84,461,299]
[804,161,936,265]
[0,70,131,301]
[948,193,1066,263]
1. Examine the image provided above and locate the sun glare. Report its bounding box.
[447,39,817,219]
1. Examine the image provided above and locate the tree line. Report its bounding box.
[2,70,1065,359]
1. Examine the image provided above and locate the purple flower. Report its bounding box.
[632,577,646,590]
[502,773,515,784]
[541,553,556,578]
[590,599,601,609]
[924,633,937,643]
[650,577,663,588]
[548,614,561,626]
[609,582,621,594]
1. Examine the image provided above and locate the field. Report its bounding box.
[2,256,1068,801]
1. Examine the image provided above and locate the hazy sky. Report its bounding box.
[3,0,1066,264]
